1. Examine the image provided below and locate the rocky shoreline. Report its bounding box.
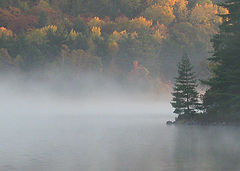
[166,120,240,126]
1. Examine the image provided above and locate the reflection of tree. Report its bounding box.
[173,126,201,171]
[173,126,240,171]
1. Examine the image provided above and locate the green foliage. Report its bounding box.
[143,3,175,25]
[171,54,202,116]
[0,48,14,70]
[73,16,89,34]
[0,0,228,81]
[203,0,240,121]
[38,10,49,27]
[57,45,103,72]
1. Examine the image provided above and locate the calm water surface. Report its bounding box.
[1,114,240,171]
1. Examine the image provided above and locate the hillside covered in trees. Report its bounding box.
[0,0,227,83]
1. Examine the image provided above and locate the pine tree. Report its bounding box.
[171,54,201,117]
[203,0,240,120]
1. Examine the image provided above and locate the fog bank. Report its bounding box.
[0,72,172,119]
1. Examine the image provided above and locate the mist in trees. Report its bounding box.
[1,1,240,170]
[0,0,228,81]
[0,0,239,122]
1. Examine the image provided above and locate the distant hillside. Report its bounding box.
[0,0,228,82]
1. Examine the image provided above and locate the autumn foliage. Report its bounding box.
[0,0,227,93]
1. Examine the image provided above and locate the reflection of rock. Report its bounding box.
[174,119,230,126]
[166,121,174,125]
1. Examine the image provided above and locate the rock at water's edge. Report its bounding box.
[166,121,174,125]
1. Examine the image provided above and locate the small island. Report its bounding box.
[168,0,240,126]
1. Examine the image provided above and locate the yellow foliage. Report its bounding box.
[68,29,78,40]
[111,31,121,41]
[91,26,101,37]
[219,6,229,15]
[120,30,127,37]
[131,31,138,39]
[108,41,119,55]
[40,25,57,34]
[110,30,128,41]
[26,25,57,44]
[175,0,188,5]
[0,27,13,38]
[38,0,50,8]
[174,0,188,20]
[88,17,105,27]
[143,4,175,25]
[153,29,167,43]
[190,3,227,27]
[156,0,189,7]
[130,16,153,28]
[152,23,168,43]
[169,0,177,6]
[157,0,177,6]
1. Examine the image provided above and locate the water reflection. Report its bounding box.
[1,115,240,171]
[173,126,240,171]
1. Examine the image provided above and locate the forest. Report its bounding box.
[170,0,240,123]
[1,0,239,122]
[0,0,226,79]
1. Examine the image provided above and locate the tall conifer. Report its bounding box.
[203,0,240,120]
[171,54,201,117]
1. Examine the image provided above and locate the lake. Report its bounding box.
[1,113,240,171]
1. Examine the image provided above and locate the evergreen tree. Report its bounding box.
[171,54,201,117]
[203,0,240,120]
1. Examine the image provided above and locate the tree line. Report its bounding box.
[171,0,240,123]
[1,0,239,120]
[0,0,227,81]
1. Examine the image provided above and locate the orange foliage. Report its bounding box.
[8,15,38,32]
[0,7,38,32]
[31,6,60,25]
[108,41,119,55]
[91,26,101,37]
[0,27,13,37]
[0,7,19,26]
[128,60,150,83]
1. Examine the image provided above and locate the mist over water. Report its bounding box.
[0,73,240,171]
[0,72,172,117]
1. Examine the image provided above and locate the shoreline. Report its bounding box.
[166,120,240,126]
